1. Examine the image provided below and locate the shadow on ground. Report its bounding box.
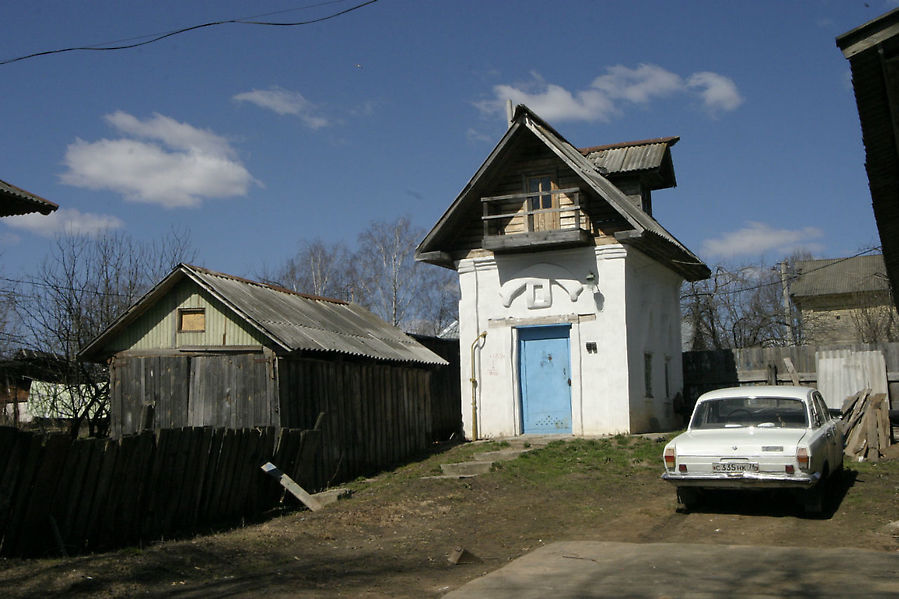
[679,469,858,520]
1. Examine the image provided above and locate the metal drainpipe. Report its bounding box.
[469,331,487,441]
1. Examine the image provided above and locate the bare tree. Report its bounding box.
[355,216,458,332]
[0,279,17,360]
[682,262,791,350]
[849,286,899,343]
[265,217,459,335]
[261,239,357,300]
[16,229,195,437]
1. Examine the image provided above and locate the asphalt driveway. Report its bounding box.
[443,541,899,598]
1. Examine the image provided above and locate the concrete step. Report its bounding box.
[440,461,494,476]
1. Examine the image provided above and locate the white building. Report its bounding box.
[416,105,709,438]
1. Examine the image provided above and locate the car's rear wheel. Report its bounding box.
[802,464,829,516]
[676,487,701,512]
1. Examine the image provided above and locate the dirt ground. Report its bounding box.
[1,435,897,598]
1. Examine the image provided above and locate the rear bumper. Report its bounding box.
[662,471,821,489]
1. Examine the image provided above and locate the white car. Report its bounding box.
[662,386,843,514]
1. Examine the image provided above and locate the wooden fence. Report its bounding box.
[683,342,899,408]
[0,426,321,558]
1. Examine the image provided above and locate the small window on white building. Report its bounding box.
[644,353,653,397]
[665,356,671,399]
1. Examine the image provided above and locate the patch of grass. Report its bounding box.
[344,434,678,497]
[493,435,674,485]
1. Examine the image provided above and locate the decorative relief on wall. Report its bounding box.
[498,263,586,309]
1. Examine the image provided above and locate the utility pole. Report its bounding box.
[779,261,794,345]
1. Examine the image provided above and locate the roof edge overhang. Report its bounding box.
[416,119,528,263]
[1,179,59,216]
[615,230,711,282]
[837,7,899,58]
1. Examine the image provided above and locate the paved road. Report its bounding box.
[443,541,899,598]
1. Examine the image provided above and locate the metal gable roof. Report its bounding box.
[580,137,679,179]
[80,264,447,366]
[1,179,58,217]
[790,255,891,298]
[187,266,445,364]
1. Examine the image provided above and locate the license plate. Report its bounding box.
[712,462,758,472]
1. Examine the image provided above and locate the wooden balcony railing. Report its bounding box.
[481,188,591,251]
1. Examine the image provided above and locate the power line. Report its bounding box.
[0,0,378,66]
[0,276,140,299]
[680,246,883,300]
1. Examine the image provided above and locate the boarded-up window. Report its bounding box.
[178,308,205,332]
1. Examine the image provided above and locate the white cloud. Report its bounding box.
[105,111,235,156]
[487,82,615,123]
[702,222,824,259]
[591,64,684,103]
[4,208,124,237]
[477,64,742,123]
[0,231,22,246]
[466,127,493,143]
[233,87,329,129]
[686,72,744,113]
[61,112,256,209]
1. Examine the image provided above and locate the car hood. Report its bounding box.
[671,428,808,456]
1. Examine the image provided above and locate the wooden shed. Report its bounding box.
[79,264,449,478]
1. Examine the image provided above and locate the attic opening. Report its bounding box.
[178,308,206,333]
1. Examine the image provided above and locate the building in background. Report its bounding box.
[791,254,897,345]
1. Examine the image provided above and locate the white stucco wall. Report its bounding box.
[458,244,640,439]
[623,251,685,433]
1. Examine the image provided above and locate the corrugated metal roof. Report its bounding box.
[580,137,679,175]
[1,179,58,217]
[790,255,890,298]
[80,264,447,366]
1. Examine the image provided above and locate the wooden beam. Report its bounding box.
[260,462,323,512]
[782,357,800,386]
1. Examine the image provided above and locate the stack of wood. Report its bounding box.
[840,389,892,462]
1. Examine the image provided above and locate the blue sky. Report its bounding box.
[0,0,892,281]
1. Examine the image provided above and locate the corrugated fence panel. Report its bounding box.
[816,349,889,409]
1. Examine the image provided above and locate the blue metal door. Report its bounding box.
[518,325,572,434]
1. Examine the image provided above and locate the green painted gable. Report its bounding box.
[99,278,269,354]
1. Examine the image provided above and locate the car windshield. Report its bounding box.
[690,396,808,430]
